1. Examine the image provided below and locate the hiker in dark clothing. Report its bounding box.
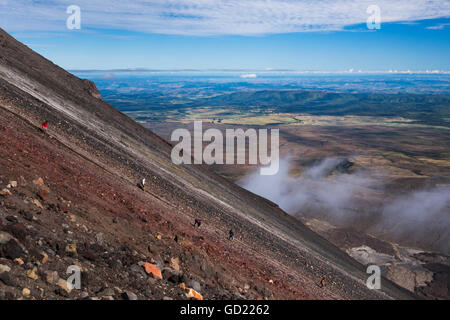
[229,229,234,240]
[194,219,201,228]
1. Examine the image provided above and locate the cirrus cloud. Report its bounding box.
[1,0,450,35]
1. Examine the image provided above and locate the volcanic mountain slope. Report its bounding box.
[0,28,414,300]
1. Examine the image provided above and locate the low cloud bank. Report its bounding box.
[239,157,375,217]
[239,157,450,253]
[380,187,450,252]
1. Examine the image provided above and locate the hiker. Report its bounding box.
[229,229,234,240]
[139,178,146,190]
[320,277,325,288]
[194,218,201,228]
[40,120,48,133]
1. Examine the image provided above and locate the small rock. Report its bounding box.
[97,287,115,297]
[0,189,12,197]
[170,257,180,272]
[1,239,25,260]
[32,177,45,187]
[143,262,162,280]
[37,189,49,202]
[122,291,137,300]
[57,278,72,293]
[81,250,97,262]
[33,199,43,209]
[4,223,27,242]
[55,287,69,297]
[108,259,122,269]
[65,244,78,257]
[186,288,203,300]
[0,232,13,244]
[19,176,27,186]
[5,216,18,223]
[162,296,173,300]
[263,288,273,298]
[130,264,146,277]
[26,267,39,280]
[22,288,31,296]
[0,264,11,274]
[7,181,17,188]
[144,289,152,298]
[19,210,34,221]
[45,270,59,284]
[95,233,104,245]
[46,248,56,257]
[187,279,201,292]
[163,268,182,284]
[28,248,44,263]
[41,253,49,264]
[0,272,16,286]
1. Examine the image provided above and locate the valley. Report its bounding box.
[143,119,450,299]
[84,70,450,299]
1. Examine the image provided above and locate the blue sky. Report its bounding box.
[2,1,450,71]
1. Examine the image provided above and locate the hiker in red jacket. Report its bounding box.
[41,120,48,128]
[40,120,48,133]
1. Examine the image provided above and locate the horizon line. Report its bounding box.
[69,68,450,74]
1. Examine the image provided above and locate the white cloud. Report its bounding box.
[1,0,450,36]
[426,22,450,29]
[240,73,257,78]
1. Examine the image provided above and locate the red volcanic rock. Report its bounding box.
[143,262,162,280]
[37,189,49,201]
